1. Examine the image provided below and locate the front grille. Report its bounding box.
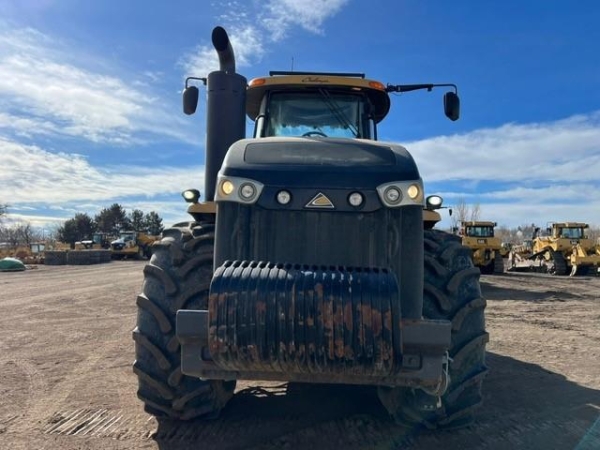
[215,203,424,318]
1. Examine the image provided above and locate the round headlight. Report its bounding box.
[276,190,292,205]
[426,195,443,208]
[348,192,363,207]
[384,186,402,205]
[239,183,257,200]
[220,180,234,196]
[182,189,200,203]
[407,184,421,200]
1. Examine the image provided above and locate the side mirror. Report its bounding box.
[183,86,199,115]
[444,91,460,121]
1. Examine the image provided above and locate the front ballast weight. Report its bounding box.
[177,260,451,392]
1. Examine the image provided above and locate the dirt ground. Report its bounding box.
[0,261,599,450]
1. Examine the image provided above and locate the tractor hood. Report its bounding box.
[219,137,420,189]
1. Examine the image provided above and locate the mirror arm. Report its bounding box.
[185,77,207,89]
[385,83,458,94]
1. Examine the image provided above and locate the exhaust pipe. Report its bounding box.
[204,27,247,202]
[212,26,235,74]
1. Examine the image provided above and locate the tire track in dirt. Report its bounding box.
[0,359,47,435]
[1,262,599,449]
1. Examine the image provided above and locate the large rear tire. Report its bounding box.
[133,223,235,420]
[378,230,488,429]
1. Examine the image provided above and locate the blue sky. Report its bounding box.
[1,0,599,232]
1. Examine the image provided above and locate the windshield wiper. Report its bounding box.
[317,88,359,138]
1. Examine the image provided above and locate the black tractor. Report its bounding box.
[133,26,487,429]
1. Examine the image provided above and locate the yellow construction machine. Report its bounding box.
[527,222,600,276]
[459,221,504,274]
[110,231,159,259]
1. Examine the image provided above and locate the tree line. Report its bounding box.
[0,203,164,247]
[56,203,164,245]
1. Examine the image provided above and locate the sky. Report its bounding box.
[1,0,599,233]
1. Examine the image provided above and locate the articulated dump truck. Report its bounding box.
[132,26,487,430]
[509,222,600,276]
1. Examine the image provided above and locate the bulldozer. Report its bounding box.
[526,222,600,276]
[459,221,504,274]
[110,231,158,259]
[132,26,487,429]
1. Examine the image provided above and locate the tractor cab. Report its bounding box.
[550,222,587,240]
[246,71,459,142]
[247,72,391,140]
[461,221,497,238]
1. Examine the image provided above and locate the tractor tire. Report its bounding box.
[378,229,488,430]
[549,250,568,276]
[133,223,236,420]
[493,252,504,274]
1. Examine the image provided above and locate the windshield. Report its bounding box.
[465,226,494,238]
[120,232,135,242]
[266,91,368,138]
[556,227,584,239]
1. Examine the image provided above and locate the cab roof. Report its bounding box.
[461,221,497,227]
[246,72,391,123]
[552,222,589,228]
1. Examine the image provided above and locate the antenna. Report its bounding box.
[291,57,294,71]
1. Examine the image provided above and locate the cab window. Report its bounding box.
[265,91,370,139]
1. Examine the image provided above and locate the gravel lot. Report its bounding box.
[0,261,598,449]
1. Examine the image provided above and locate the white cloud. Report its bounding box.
[408,112,600,182]
[0,24,194,145]
[180,0,350,76]
[405,112,600,227]
[181,25,265,77]
[262,0,350,40]
[439,200,600,231]
[0,137,205,204]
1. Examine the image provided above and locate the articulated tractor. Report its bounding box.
[132,26,487,429]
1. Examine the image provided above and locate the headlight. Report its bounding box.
[426,195,443,209]
[215,176,264,204]
[276,190,292,205]
[239,183,257,200]
[376,179,424,207]
[384,187,402,205]
[407,184,421,200]
[182,189,200,203]
[220,180,235,196]
[348,192,364,207]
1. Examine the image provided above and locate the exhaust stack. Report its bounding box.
[204,26,247,201]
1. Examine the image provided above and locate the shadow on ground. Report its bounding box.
[152,353,600,450]
[480,276,583,302]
